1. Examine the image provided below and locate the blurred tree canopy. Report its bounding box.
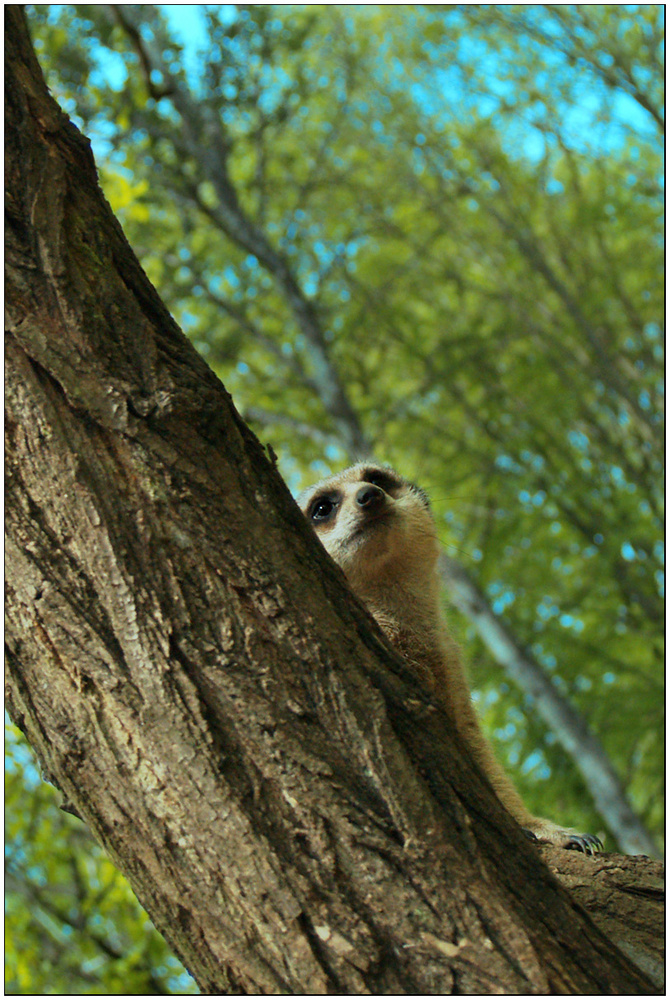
[8,4,663,993]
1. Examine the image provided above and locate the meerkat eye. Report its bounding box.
[310,497,336,521]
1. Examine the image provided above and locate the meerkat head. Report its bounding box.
[298,463,439,593]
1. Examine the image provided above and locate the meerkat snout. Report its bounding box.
[354,483,385,510]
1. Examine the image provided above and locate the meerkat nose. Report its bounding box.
[355,484,386,509]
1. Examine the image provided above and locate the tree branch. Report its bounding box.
[110,4,372,457]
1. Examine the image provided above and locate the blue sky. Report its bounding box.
[39,4,658,165]
[156,4,657,159]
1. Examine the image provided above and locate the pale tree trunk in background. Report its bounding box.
[439,555,660,858]
[4,8,662,994]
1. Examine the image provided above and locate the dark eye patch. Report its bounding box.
[361,468,403,494]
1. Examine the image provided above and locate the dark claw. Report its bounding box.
[522,827,539,841]
[564,833,603,855]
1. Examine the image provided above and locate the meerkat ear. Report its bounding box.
[410,483,431,508]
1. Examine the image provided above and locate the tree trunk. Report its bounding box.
[541,849,664,991]
[4,8,661,994]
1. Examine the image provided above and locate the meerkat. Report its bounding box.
[299,462,602,854]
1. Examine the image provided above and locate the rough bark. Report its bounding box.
[4,8,662,995]
[540,848,665,991]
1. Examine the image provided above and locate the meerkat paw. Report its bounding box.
[522,819,603,855]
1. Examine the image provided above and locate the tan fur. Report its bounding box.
[299,462,601,852]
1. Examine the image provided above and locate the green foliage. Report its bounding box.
[5,724,197,994]
[12,3,664,990]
